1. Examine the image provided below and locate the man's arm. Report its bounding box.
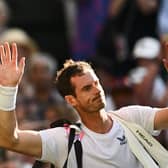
[154,107,168,130]
[0,42,42,158]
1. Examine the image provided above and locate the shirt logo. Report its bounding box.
[117,135,127,145]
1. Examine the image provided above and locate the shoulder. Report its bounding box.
[39,127,68,165]
[39,127,67,142]
[116,105,157,117]
[109,105,158,128]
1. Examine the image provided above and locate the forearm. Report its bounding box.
[0,86,19,148]
[0,110,19,144]
[154,107,168,130]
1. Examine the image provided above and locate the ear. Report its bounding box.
[65,95,77,107]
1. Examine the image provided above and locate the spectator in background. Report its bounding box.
[129,37,168,107]
[96,0,160,77]
[18,52,63,121]
[0,0,10,35]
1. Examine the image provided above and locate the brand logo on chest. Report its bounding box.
[117,135,127,145]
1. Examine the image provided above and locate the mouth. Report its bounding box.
[92,94,104,102]
[92,95,106,109]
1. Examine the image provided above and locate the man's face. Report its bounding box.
[70,70,106,113]
[29,62,52,89]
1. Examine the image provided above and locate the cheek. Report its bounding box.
[77,93,90,104]
[77,94,86,101]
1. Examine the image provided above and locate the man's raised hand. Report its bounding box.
[0,42,25,87]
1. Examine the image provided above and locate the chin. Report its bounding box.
[97,102,105,110]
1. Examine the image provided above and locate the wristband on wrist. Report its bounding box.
[0,85,18,111]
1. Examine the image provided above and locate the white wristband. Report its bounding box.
[0,85,18,111]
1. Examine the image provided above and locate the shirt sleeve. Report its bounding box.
[39,127,68,166]
[114,105,159,134]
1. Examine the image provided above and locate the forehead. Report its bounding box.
[71,70,98,89]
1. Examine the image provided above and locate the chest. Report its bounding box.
[68,121,142,168]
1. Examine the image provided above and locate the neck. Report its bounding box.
[80,109,113,134]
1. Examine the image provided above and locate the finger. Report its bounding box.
[4,42,11,62]
[18,57,25,74]
[11,43,18,67]
[0,45,6,64]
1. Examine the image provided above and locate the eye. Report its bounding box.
[83,85,92,91]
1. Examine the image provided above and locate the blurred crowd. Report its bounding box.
[0,0,168,167]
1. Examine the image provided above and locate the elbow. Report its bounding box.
[0,128,19,149]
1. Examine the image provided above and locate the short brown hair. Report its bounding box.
[55,59,93,97]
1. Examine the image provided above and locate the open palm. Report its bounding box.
[0,42,25,87]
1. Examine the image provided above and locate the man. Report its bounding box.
[0,42,168,168]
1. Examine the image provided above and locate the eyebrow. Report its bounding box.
[80,79,99,91]
[81,84,92,91]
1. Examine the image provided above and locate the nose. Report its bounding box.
[93,82,101,94]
